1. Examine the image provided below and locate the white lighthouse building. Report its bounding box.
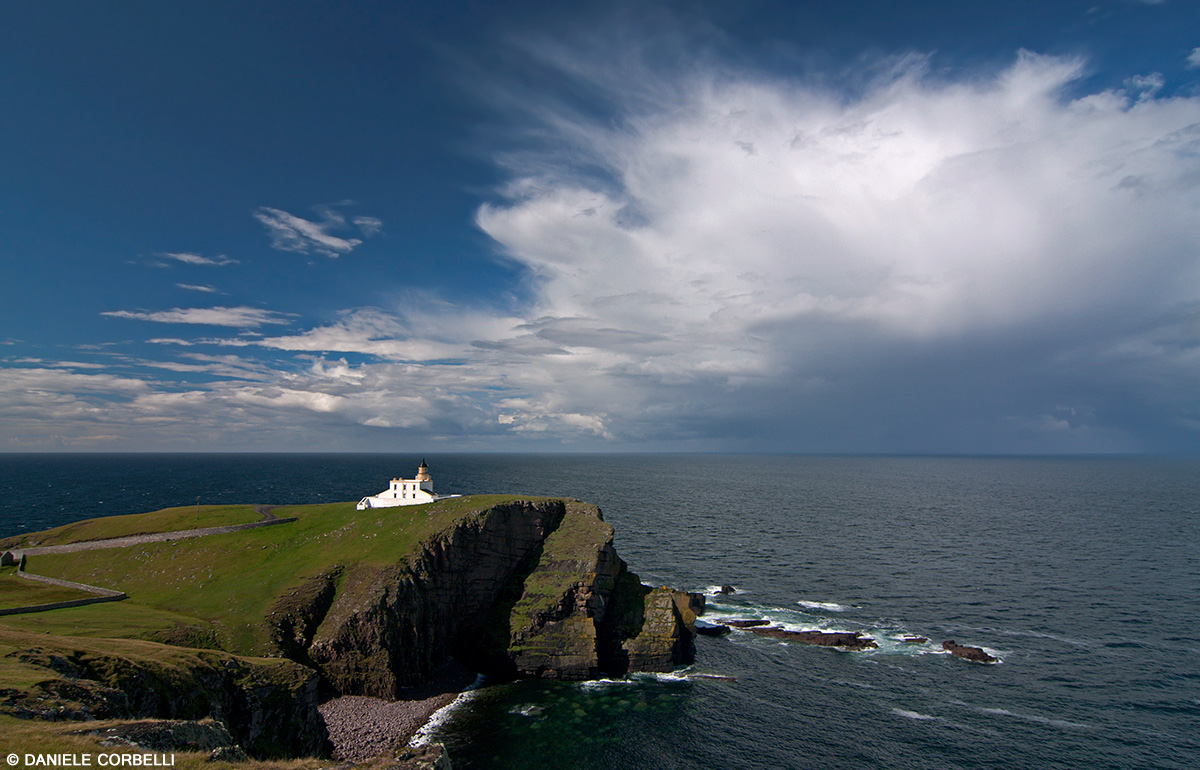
[356,460,456,510]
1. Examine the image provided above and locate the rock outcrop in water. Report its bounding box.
[941,640,996,663]
[747,627,878,650]
[506,502,697,679]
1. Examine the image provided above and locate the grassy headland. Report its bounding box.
[0,505,266,550]
[3,495,536,654]
[0,494,548,765]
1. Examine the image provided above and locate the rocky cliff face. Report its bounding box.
[2,497,695,764]
[506,501,696,679]
[0,632,326,758]
[304,499,568,696]
[289,499,695,695]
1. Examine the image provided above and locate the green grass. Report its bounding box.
[0,566,96,609]
[1,599,217,642]
[0,494,577,766]
[510,501,613,623]
[0,626,328,769]
[0,505,265,550]
[13,495,544,655]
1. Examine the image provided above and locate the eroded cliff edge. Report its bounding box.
[274,499,696,697]
[2,497,697,760]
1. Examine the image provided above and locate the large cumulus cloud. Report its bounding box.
[465,47,1200,451]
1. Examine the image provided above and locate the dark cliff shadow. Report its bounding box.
[458,542,545,679]
[394,658,477,701]
[597,567,649,676]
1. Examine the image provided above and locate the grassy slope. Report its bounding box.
[509,502,612,624]
[0,505,265,550]
[0,494,558,768]
[0,626,325,770]
[4,495,537,654]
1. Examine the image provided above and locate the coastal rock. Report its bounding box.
[603,585,696,674]
[694,623,731,637]
[206,746,248,763]
[301,499,696,691]
[717,585,736,595]
[505,502,623,679]
[748,627,878,651]
[508,503,696,678]
[3,632,326,758]
[902,636,928,644]
[306,499,568,695]
[941,640,997,663]
[391,743,452,770]
[723,619,770,628]
[86,718,235,752]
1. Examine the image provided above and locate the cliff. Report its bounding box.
[504,501,696,679]
[279,499,696,694]
[2,496,697,760]
[0,627,325,758]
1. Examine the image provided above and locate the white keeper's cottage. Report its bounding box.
[356,460,457,510]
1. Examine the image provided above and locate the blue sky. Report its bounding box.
[2,0,1200,453]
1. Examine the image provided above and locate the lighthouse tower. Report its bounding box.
[356,459,455,509]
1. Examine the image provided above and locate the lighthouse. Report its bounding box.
[356,460,456,510]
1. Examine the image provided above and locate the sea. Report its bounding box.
[1,454,1197,770]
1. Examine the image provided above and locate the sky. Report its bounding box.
[2,0,1200,454]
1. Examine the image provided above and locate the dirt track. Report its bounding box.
[8,516,296,559]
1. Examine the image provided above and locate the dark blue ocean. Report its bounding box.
[1,454,1198,769]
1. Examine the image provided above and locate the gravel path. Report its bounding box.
[252,505,278,521]
[8,517,296,558]
[319,662,476,763]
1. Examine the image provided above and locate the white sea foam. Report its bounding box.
[408,679,485,747]
[577,671,692,690]
[977,707,1090,729]
[969,626,1094,649]
[578,677,636,689]
[634,671,691,682]
[892,708,939,721]
[797,600,847,612]
[509,704,543,717]
[704,584,745,595]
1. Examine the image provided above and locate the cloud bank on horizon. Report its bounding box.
[3,14,1200,453]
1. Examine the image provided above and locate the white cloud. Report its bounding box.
[10,46,1200,452]
[176,283,220,293]
[136,353,277,381]
[1188,47,1200,69]
[161,252,238,266]
[6,357,108,370]
[101,306,295,328]
[352,216,384,236]
[253,205,380,257]
[1124,72,1164,100]
[462,46,1200,448]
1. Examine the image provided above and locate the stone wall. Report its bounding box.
[0,564,128,616]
